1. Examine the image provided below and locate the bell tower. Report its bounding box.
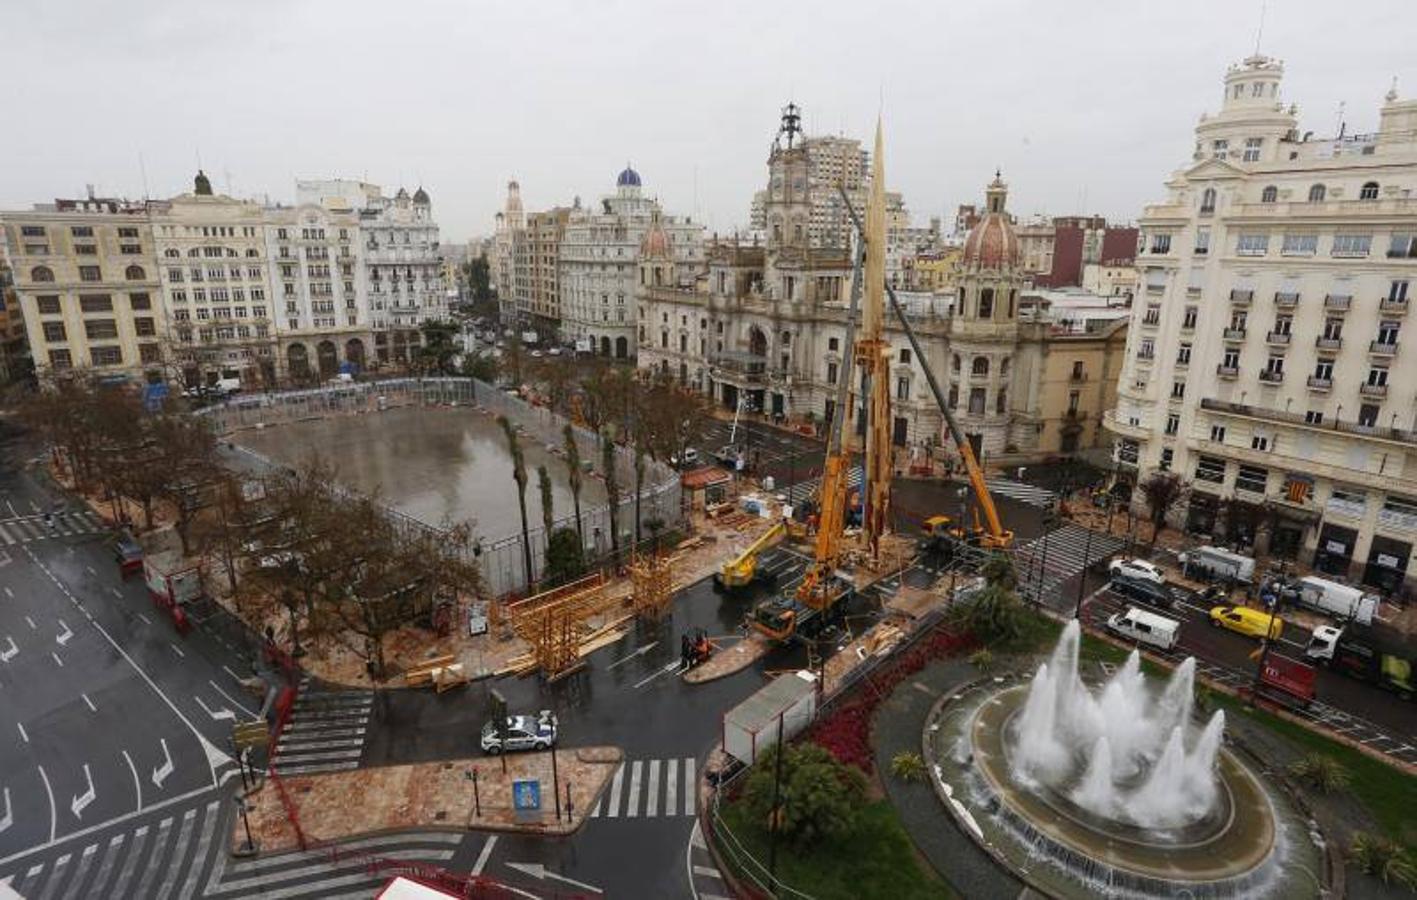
[765,102,810,253]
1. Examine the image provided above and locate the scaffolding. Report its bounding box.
[629,552,676,622]
[504,572,618,680]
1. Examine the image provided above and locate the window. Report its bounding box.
[1171,380,1185,399]
[1300,410,1322,425]
[828,337,839,352]
[1368,366,1389,387]
[1281,233,1317,256]
[1118,439,1140,464]
[1182,306,1198,329]
[1358,404,1380,428]
[1160,448,1174,471]
[24,243,49,255]
[79,265,101,282]
[1308,184,1326,203]
[899,348,911,364]
[1251,434,1270,451]
[20,225,45,237]
[1390,280,1410,302]
[1196,456,1226,483]
[1071,360,1085,379]
[996,389,1008,414]
[1222,348,1240,369]
[1323,317,1343,341]
[36,296,60,315]
[1177,343,1192,364]
[1138,338,1155,359]
[1210,141,1228,161]
[1236,464,1269,494]
[134,317,156,337]
[1150,234,1172,254]
[41,321,66,342]
[1390,235,1417,259]
[1194,227,1210,255]
[48,349,72,370]
[979,288,994,318]
[1068,390,1080,412]
[90,346,123,367]
[1210,425,1227,442]
[79,295,112,313]
[84,319,118,340]
[1331,234,1372,257]
[1377,320,1400,346]
[968,388,986,414]
[31,265,55,282]
[70,226,93,238]
[1165,414,1180,436]
[129,293,151,310]
[139,344,161,364]
[1314,360,1334,381]
[1264,355,1285,375]
[896,377,910,400]
[951,354,961,373]
[971,356,989,376]
[826,362,838,385]
[1261,185,1278,203]
[125,264,145,281]
[1236,233,1269,256]
[1243,138,1263,162]
[74,244,97,255]
[1360,181,1380,200]
[1143,305,1160,325]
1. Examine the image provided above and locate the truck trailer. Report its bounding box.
[722,670,819,765]
[1294,575,1379,625]
[1305,623,1416,699]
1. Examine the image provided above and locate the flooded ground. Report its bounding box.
[235,406,607,540]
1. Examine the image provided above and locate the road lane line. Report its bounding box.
[61,841,99,899]
[646,759,661,816]
[131,816,173,899]
[110,588,122,598]
[665,758,679,816]
[26,616,36,629]
[177,801,221,900]
[84,565,95,576]
[155,807,197,899]
[81,694,96,713]
[169,643,185,658]
[51,651,63,667]
[605,763,625,818]
[137,613,151,625]
[34,850,69,900]
[208,680,257,717]
[222,664,244,682]
[471,834,497,876]
[626,760,644,817]
[17,722,28,743]
[85,834,125,899]
[36,765,56,843]
[683,757,696,814]
[121,750,144,811]
[108,825,148,898]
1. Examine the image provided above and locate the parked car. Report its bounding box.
[671,447,700,469]
[480,710,558,754]
[1107,558,1165,585]
[1209,605,1283,640]
[1109,574,1178,609]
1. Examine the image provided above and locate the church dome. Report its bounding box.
[961,173,1019,270]
[413,186,430,205]
[616,164,642,188]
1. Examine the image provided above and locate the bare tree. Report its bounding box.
[601,427,621,566]
[498,415,534,588]
[563,424,584,543]
[1139,471,1189,546]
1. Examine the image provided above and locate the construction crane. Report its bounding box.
[714,520,787,590]
[749,123,887,643]
[838,192,1014,551]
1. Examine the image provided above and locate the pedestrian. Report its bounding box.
[44,511,55,532]
[680,634,692,669]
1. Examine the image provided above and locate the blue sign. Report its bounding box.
[512,779,542,811]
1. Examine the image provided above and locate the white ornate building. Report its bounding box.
[1106,54,1417,593]
[492,180,524,324]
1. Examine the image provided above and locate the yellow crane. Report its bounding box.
[715,520,787,590]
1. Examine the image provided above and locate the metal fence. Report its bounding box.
[202,378,682,598]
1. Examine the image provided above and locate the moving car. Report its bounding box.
[1107,558,1165,585]
[1106,606,1181,651]
[1208,605,1283,640]
[1109,574,1178,609]
[480,710,558,754]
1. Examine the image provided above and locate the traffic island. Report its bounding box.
[683,632,769,683]
[236,747,623,854]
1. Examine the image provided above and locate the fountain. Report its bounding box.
[928,621,1324,898]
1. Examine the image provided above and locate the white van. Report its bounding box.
[1106,606,1181,651]
[1296,576,1378,625]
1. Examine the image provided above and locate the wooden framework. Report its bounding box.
[505,572,614,679]
[629,552,675,622]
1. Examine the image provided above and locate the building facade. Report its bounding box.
[1107,54,1417,593]
[1,193,162,381]
[492,181,524,324]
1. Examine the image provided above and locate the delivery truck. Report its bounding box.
[723,670,819,764]
[1294,575,1379,625]
[1252,654,1317,709]
[1305,623,1417,700]
[1180,546,1256,583]
[1105,606,1181,651]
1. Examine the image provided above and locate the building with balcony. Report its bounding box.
[1,191,161,382]
[492,180,524,324]
[1106,53,1417,593]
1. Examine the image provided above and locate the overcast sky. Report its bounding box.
[3,1,1411,242]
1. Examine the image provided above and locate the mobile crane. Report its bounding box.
[715,519,787,590]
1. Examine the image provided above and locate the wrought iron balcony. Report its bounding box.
[1274,292,1300,308]
[1306,375,1333,391]
[1266,331,1292,346]
[1223,327,1247,341]
[1324,294,1352,311]
[1229,289,1253,304]
[1216,364,1239,379]
[1360,382,1389,398]
[1258,369,1284,384]
[1314,336,1343,351]
[1370,340,1399,357]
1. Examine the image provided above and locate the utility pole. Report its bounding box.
[1074,522,1095,619]
[767,711,786,892]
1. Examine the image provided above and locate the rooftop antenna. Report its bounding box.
[1253,0,1266,55]
[1335,100,1347,139]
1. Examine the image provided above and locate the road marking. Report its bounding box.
[65,842,101,897]
[155,807,198,898]
[194,695,235,721]
[152,738,175,788]
[665,758,679,816]
[222,664,244,682]
[131,816,173,899]
[111,588,122,598]
[208,679,257,717]
[471,834,497,876]
[70,764,96,819]
[607,640,659,669]
[36,764,55,843]
[81,693,96,712]
[3,586,11,598]
[26,616,35,630]
[605,763,625,818]
[109,825,148,898]
[646,759,661,816]
[84,565,96,576]
[634,661,678,689]
[0,788,11,834]
[0,636,17,662]
[137,613,151,625]
[17,722,28,743]
[177,801,221,900]
[51,651,63,667]
[169,642,185,658]
[683,757,696,815]
[693,865,723,879]
[87,833,125,898]
[38,852,70,900]
[625,760,643,817]
[505,862,603,894]
[122,750,144,811]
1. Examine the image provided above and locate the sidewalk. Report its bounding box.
[240,747,623,853]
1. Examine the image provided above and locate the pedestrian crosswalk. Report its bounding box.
[273,679,373,775]
[203,831,466,898]
[983,478,1057,509]
[1013,523,1126,608]
[783,467,863,506]
[0,511,106,545]
[589,757,697,819]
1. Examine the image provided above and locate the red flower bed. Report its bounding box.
[806,626,976,774]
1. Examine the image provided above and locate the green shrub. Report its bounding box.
[969,648,994,671]
[890,751,927,782]
[1350,832,1417,889]
[741,743,868,851]
[1288,753,1350,794]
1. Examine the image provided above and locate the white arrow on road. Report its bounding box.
[194,695,235,722]
[151,738,174,789]
[505,862,602,894]
[55,620,73,647]
[606,640,659,670]
[0,636,17,663]
[0,787,11,834]
[70,765,95,820]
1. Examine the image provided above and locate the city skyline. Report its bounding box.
[4,0,1413,241]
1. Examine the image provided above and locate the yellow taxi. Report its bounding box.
[1208,604,1283,640]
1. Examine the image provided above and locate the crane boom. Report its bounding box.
[837,189,1013,549]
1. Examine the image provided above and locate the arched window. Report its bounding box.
[1308,184,1326,203]
[1260,185,1278,203]
[1199,188,1216,213]
[31,266,54,283]
[971,356,989,377]
[164,248,180,258]
[125,265,146,281]
[978,288,995,319]
[1360,181,1380,201]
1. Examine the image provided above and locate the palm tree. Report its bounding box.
[601,427,621,567]
[498,415,534,589]
[537,465,554,534]
[563,424,584,544]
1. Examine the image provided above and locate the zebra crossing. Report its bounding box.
[0,511,106,545]
[273,679,373,775]
[203,830,466,899]
[983,478,1057,509]
[589,757,698,819]
[782,466,863,506]
[1014,523,1125,608]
